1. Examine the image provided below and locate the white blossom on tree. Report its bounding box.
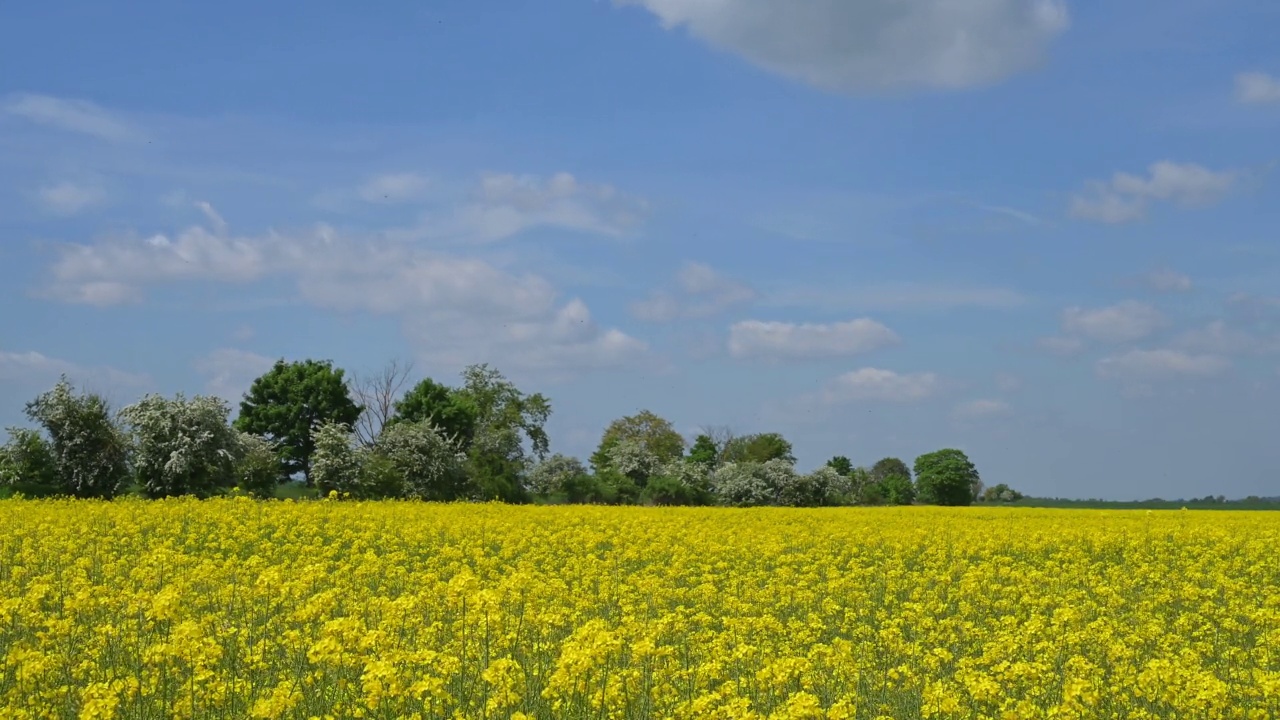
[119,393,242,498]
[527,454,590,495]
[23,377,130,499]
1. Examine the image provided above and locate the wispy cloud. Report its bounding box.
[37,182,108,215]
[2,93,142,142]
[1235,71,1280,105]
[1070,161,1239,224]
[727,318,899,361]
[631,261,756,322]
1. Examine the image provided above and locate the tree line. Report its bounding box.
[0,358,1016,507]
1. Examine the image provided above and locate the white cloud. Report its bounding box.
[617,0,1069,93]
[727,318,899,360]
[359,172,431,204]
[1140,267,1192,293]
[818,367,940,403]
[761,282,1025,312]
[2,93,141,142]
[1235,71,1280,105]
[631,261,756,322]
[439,172,648,243]
[1070,161,1238,224]
[1096,349,1230,381]
[1172,320,1280,356]
[1060,301,1166,343]
[0,349,150,390]
[37,182,107,215]
[994,372,1023,393]
[194,348,277,403]
[952,398,1013,420]
[42,214,650,376]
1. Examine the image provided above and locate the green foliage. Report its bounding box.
[0,427,61,497]
[721,432,795,465]
[232,432,283,498]
[870,457,912,484]
[24,377,131,499]
[980,483,1024,503]
[825,455,854,477]
[590,410,686,475]
[914,448,980,506]
[119,393,242,498]
[644,459,714,506]
[234,359,362,485]
[687,434,719,470]
[880,474,916,505]
[392,378,477,448]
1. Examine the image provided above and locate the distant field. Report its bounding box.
[2,500,1278,719]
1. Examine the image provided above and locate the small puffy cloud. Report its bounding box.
[1140,268,1192,293]
[37,182,108,215]
[952,398,1013,420]
[818,367,940,403]
[617,0,1069,93]
[194,348,277,403]
[727,318,899,360]
[1,93,141,142]
[1070,161,1238,224]
[631,261,756,322]
[358,173,431,204]
[1235,71,1280,105]
[1061,301,1166,344]
[1096,349,1230,381]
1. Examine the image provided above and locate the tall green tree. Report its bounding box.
[119,393,243,498]
[590,410,686,475]
[721,432,794,465]
[914,448,980,506]
[392,377,478,447]
[234,359,363,486]
[826,455,854,477]
[870,457,912,484]
[23,377,131,499]
[450,364,550,501]
[687,434,719,470]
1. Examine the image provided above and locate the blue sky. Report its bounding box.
[3,0,1280,500]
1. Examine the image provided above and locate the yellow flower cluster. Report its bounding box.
[1,498,1278,719]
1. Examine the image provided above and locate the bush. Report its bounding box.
[0,428,61,497]
[880,473,915,505]
[119,394,241,498]
[233,433,284,498]
[23,378,130,499]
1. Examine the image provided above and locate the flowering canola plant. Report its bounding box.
[1,498,1278,719]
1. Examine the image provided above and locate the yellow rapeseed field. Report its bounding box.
[1,498,1278,719]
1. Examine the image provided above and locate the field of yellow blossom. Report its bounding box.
[1,498,1279,719]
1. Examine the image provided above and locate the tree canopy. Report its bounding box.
[234,359,363,485]
[914,448,980,506]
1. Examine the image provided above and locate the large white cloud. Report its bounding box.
[617,0,1069,92]
[41,204,652,377]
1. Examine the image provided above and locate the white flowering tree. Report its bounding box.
[643,458,713,505]
[23,377,131,499]
[310,422,366,497]
[119,393,243,498]
[527,454,590,496]
[372,419,467,501]
[710,459,794,507]
[233,432,283,498]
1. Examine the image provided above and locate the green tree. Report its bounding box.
[981,483,1024,503]
[880,474,916,505]
[914,448,980,506]
[234,359,363,486]
[392,377,478,448]
[826,455,854,477]
[0,427,60,497]
[23,377,131,499]
[232,433,283,498]
[590,410,686,475]
[119,393,242,498]
[687,434,719,470]
[721,432,794,465]
[870,457,912,484]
